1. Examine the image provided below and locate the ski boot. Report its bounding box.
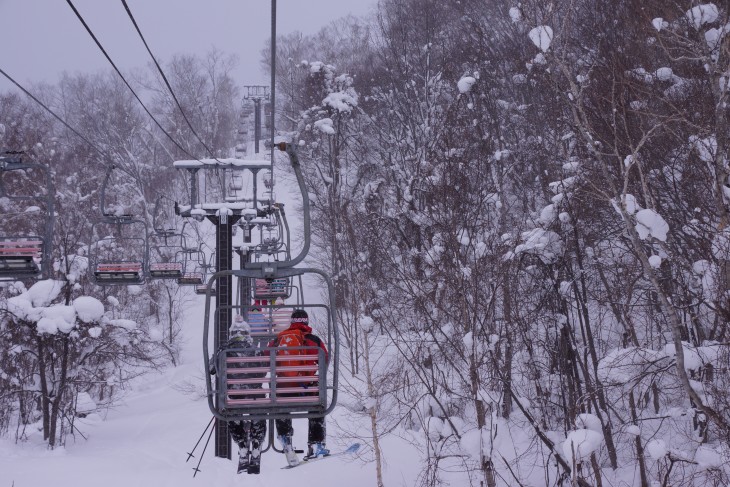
[247,440,261,474]
[279,434,299,467]
[303,442,330,461]
[236,445,250,474]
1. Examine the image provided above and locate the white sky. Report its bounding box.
[0,0,378,92]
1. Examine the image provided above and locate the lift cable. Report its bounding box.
[120,0,224,163]
[0,65,181,204]
[65,0,198,161]
[0,66,119,169]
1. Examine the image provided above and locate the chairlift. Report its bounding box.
[262,170,273,190]
[90,220,147,285]
[176,253,205,286]
[253,277,289,300]
[0,153,54,280]
[147,196,184,279]
[99,166,139,219]
[151,195,178,237]
[192,144,338,427]
[90,166,148,285]
[203,268,338,421]
[229,173,244,191]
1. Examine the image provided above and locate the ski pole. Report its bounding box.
[192,423,215,478]
[186,416,215,462]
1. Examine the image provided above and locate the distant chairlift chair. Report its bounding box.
[0,155,54,280]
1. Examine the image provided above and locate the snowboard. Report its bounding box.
[281,443,361,470]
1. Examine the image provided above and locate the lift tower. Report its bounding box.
[174,157,273,459]
[243,86,270,154]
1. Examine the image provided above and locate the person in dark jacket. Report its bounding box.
[268,309,329,466]
[210,316,267,474]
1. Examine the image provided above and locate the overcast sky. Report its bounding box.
[0,0,377,92]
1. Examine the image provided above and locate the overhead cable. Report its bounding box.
[0,66,116,166]
[65,0,198,160]
[120,0,222,161]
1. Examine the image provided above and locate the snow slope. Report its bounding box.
[0,297,382,486]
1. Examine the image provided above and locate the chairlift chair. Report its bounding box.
[262,170,273,190]
[229,174,244,191]
[0,154,54,280]
[203,268,338,422]
[176,254,206,285]
[192,250,216,292]
[253,277,290,300]
[90,219,148,286]
[0,237,44,276]
[147,197,184,279]
[246,304,294,337]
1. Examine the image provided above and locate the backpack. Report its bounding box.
[276,328,306,378]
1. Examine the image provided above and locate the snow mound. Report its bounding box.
[563,429,603,464]
[314,118,335,135]
[26,280,64,307]
[646,439,667,460]
[575,413,603,433]
[74,296,105,323]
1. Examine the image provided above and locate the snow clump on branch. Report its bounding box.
[528,25,553,52]
[457,76,476,94]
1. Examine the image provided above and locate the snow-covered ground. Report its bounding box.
[0,297,390,486]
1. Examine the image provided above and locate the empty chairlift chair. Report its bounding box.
[90,166,148,286]
[90,217,148,286]
[149,261,183,279]
[147,198,184,280]
[0,155,54,280]
[0,237,43,276]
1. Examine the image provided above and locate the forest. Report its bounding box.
[1,1,729,486]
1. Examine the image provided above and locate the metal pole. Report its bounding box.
[270,0,276,169]
[254,99,261,154]
[214,216,234,459]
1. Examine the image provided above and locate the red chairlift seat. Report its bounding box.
[94,262,144,283]
[149,262,183,279]
[0,239,42,275]
[195,283,216,295]
[177,272,204,285]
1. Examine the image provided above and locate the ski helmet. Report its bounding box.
[230,315,251,336]
[291,309,309,324]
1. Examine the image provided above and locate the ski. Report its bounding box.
[237,453,250,474]
[281,443,361,470]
